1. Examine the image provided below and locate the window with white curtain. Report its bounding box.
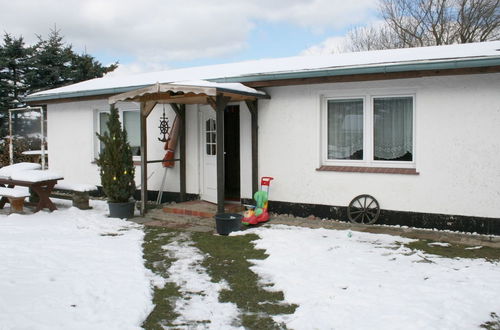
[327,98,364,160]
[324,94,415,167]
[123,110,141,156]
[373,97,413,162]
[98,112,110,154]
[95,108,140,159]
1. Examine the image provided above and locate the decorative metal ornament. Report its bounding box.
[158,105,171,142]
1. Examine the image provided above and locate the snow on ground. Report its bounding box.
[240,225,500,330]
[162,233,242,329]
[0,200,154,330]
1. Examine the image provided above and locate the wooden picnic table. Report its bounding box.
[0,175,63,212]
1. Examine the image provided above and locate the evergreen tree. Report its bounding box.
[25,28,117,93]
[25,28,76,92]
[0,28,118,137]
[0,34,31,135]
[70,53,118,83]
[96,105,136,203]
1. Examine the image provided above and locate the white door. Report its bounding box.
[200,106,218,203]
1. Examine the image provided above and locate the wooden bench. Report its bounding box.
[52,182,97,210]
[0,187,30,213]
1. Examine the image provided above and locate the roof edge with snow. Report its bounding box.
[25,42,500,103]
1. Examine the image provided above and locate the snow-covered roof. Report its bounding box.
[108,80,267,105]
[26,41,500,102]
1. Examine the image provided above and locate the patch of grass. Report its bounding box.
[141,227,182,330]
[192,232,297,329]
[404,240,500,261]
[480,312,500,329]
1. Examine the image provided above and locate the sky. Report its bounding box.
[0,0,380,76]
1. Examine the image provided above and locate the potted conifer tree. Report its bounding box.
[96,105,136,218]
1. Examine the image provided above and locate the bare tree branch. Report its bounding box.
[344,0,499,51]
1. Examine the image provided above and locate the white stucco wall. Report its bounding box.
[257,73,500,219]
[47,101,201,195]
[47,72,500,219]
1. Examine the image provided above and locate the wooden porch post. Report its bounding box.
[140,102,148,215]
[208,95,230,214]
[139,101,157,215]
[245,100,259,196]
[170,103,187,202]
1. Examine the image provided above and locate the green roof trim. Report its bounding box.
[212,57,500,83]
[25,57,500,103]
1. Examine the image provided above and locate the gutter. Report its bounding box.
[212,57,500,83]
[24,57,500,103]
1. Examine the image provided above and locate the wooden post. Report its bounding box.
[139,101,156,215]
[179,104,187,202]
[245,100,259,196]
[170,103,187,202]
[209,95,230,214]
[140,102,148,216]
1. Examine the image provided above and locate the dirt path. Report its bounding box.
[133,208,500,248]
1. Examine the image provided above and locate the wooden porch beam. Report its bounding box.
[245,100,259,196]
[170,103,187,202]
[141,101,157,117]
[206,97,217,111]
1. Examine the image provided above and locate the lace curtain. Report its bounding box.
[327,99,364,160]
[373,97,413,161]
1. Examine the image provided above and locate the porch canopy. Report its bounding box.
[108,80,269,215]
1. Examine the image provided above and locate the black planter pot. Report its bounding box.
[108,201,135,219]
[215,213,242,235]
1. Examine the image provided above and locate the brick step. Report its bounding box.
[162,200,244,218]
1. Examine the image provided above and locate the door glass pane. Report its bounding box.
[123,111,141,156]
[327,99,364,160]
[205,119,216,155]
[373,97,413,161]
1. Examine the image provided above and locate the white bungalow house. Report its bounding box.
[25,41,500,234]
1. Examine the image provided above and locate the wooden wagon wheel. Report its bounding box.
[347,194,380,224]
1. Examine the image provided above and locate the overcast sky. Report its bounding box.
[0,0,379,76]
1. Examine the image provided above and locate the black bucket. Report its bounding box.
[108,201,135,219]
[215,213,242,235]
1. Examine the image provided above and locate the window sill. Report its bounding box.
[316,165,419,175]
[91,160,142,166]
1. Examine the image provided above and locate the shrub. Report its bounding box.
[95,105,136,203]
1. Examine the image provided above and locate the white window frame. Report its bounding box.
[93,107,141,162]
[321,90,416,169]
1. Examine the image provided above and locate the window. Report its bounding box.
[373,97,413,162]
[96,108,141,159]
[205,118,216,155]
[324,94,415,167]
[98,112,110,153]
[123,111,140,156]
[327,98,364,160]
